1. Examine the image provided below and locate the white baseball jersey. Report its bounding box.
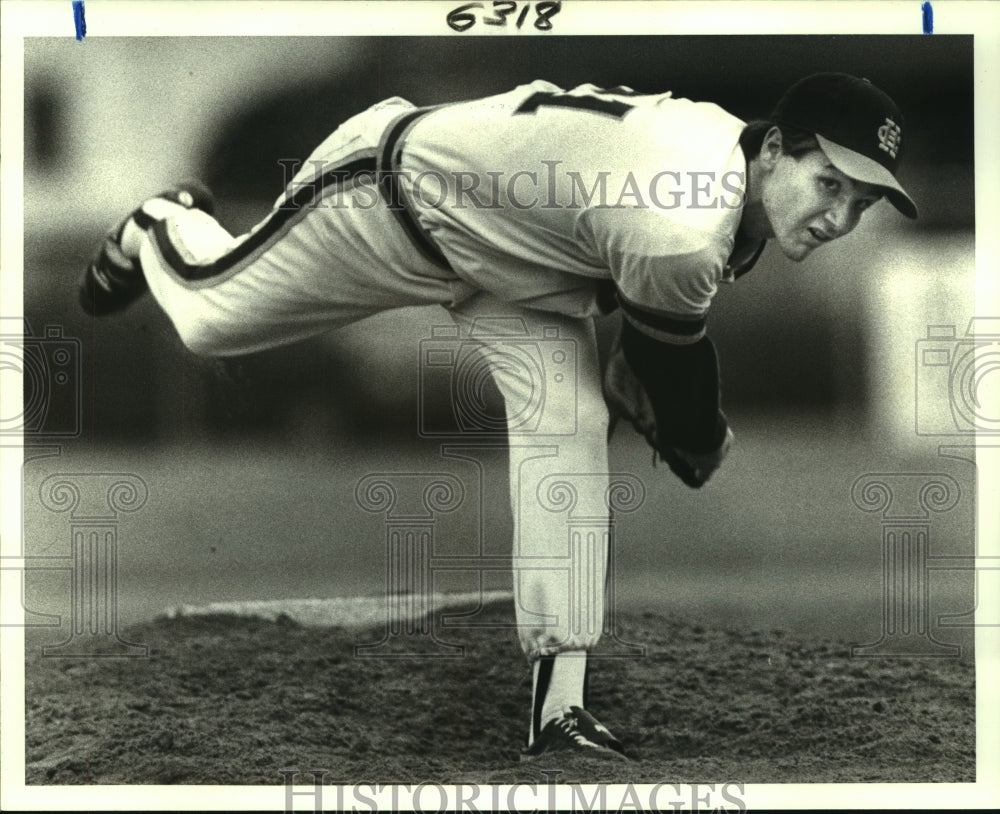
[394,80,758,343]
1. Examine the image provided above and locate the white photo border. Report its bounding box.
[2,1,997,810]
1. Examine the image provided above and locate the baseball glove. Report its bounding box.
[603,334,733,488]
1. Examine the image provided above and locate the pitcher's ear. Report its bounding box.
[760,126,784,166]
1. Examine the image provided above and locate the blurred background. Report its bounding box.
[15,35,980,648]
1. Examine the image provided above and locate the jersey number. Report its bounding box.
[514,90,635,120]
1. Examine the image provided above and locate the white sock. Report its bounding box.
[528,651,588,745]
[119,198,189,259]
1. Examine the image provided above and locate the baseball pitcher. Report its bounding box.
[81,73,915,760]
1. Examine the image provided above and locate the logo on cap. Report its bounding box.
[877,117,902,160]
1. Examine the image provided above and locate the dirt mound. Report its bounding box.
[24,599,974,785]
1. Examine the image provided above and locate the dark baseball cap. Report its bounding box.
[772,72,917,219]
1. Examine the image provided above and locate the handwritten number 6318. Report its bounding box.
[447,1,562,32]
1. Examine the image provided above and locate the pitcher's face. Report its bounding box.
[761,149,883,262]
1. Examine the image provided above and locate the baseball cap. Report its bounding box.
[772,72,917,219]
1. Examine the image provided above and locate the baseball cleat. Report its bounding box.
[520,706,628,762]
[79,181,215,316]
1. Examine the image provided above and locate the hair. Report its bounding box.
[739,120,819,160]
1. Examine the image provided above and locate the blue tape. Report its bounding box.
[922,1,934,34]
[73,0,86,41]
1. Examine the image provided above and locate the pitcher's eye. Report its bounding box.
[819,176,841,194]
